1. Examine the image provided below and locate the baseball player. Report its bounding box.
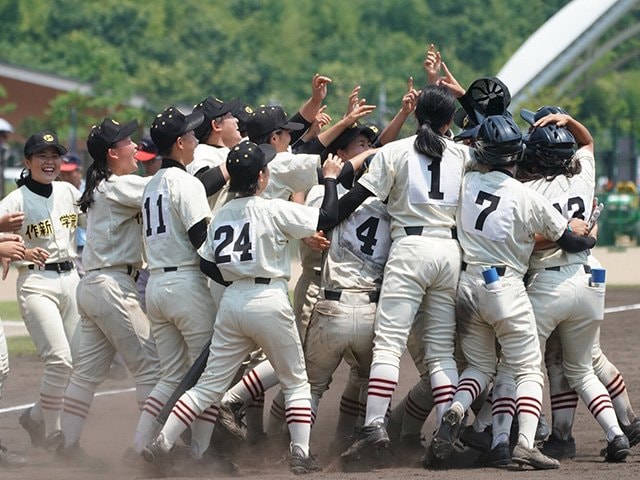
[55,118,166,462]
[0,131,82,450]
[518,108,630,461]
[0,227,27,467]
[337,85,470,463]
[142,140,343,475]
[430,115,595,470]
[140,106,218,460]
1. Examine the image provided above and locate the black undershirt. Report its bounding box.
[25,176,53,198]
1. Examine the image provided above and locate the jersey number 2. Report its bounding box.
[214,222,253,264]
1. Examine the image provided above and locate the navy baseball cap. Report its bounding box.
[87,118,138,161]
[24,130,68,157]
[227,140,276,181]
[151,106,204,151]
[246,106,304,142]
[322,123,380,159]
[193,96,242,141]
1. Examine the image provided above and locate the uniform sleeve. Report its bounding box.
[175,175,212,230]
[106,175,151,209]
[574,148,595,187]
[271,199,319,240]
[527,189,567,242]
[277,153,320,194]
[357,147,394,201]
[0,190,22,220]
[197,222,216,263]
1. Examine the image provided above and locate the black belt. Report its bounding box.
[255,277,271,285]
[164,266,178,272]
[28,261,74,273]
[324,290,379,303]
[462,262,506,277]
[545,265,592,273]
[404,226,457,239]
[89,265,139,280]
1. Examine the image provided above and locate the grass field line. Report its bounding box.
[0,387,136,415]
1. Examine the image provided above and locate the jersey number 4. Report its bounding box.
[214,222,253,264]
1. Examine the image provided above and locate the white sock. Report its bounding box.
[364,363,399,426]
[61,382,95,447]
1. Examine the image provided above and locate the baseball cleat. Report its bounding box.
[217,401,247,441]
[460,425,491,452]
[289,445,322,475]
[622,418,640,447]
[0,442,26,467]
[604,434,630,462]
[340,422,390,463]
[541,433,576,460]
[511,443,559,470]
[142,439,173,472]
[19,407,45,447]
[478,442,511,467]
[430,406,463,460]
[45,430,64,452]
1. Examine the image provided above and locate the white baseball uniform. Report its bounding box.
[305,189,391,438]
[356,135,470,427]
[452,168,567,449]
[527,149,621,442]
[188,143,234,213]
[0,180,82,438]
[151,194,320,457]
[141,162,217,455]
[261,151,320,200]
[60,174,165,452]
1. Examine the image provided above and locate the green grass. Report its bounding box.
[7,336,36,356]
[0,300,20,322]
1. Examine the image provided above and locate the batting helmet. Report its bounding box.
[474,115,524,167]
[520,105,568,125]
[523,123,577,168]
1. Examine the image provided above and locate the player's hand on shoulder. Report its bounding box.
[323,153,344,179]
[0,211,25,232]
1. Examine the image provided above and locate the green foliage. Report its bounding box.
[0,0,638,152]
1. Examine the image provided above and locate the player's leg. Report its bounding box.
[0,319,25,466]
[18,272,75,446]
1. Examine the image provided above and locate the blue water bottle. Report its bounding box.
[590,268,606,288]
[482,267,501,291]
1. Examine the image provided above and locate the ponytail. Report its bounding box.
[79,161,112,213]
[413,85,456,161]
[16,168,30,187]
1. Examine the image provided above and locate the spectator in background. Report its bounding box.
[0,118,15,200]
[135,138,162,177]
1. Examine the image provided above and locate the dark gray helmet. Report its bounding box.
[520,105,568,125]
[523,123,576,167]
[475,115,524,167]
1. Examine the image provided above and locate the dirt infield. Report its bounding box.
[0,287,638,479]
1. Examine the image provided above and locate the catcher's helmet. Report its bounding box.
[523,123,577,168]
[475,115,524,167]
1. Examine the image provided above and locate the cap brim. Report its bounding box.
[453,108,468,129]
[219,98,242,118]
[60,162,79,171]
[283,121,304,132]
[135,151,157,161]
[112,119,139,144]
[453,125,480,142]
[258,144,277,166]
[520,109,536,125]
[183,110,205,134]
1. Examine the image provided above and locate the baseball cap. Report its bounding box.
[193,96,242,141]
[87,117,138,161]
[227,140,277,181]
[520,105,568,126]
[234,102,254,133]
[135,137,159,162]
[246,106,304,142]
[151,106,204,151]
[60,153,82,172]
[322,122,380,159]
[24,130,68,157]
[0,118,13,134]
